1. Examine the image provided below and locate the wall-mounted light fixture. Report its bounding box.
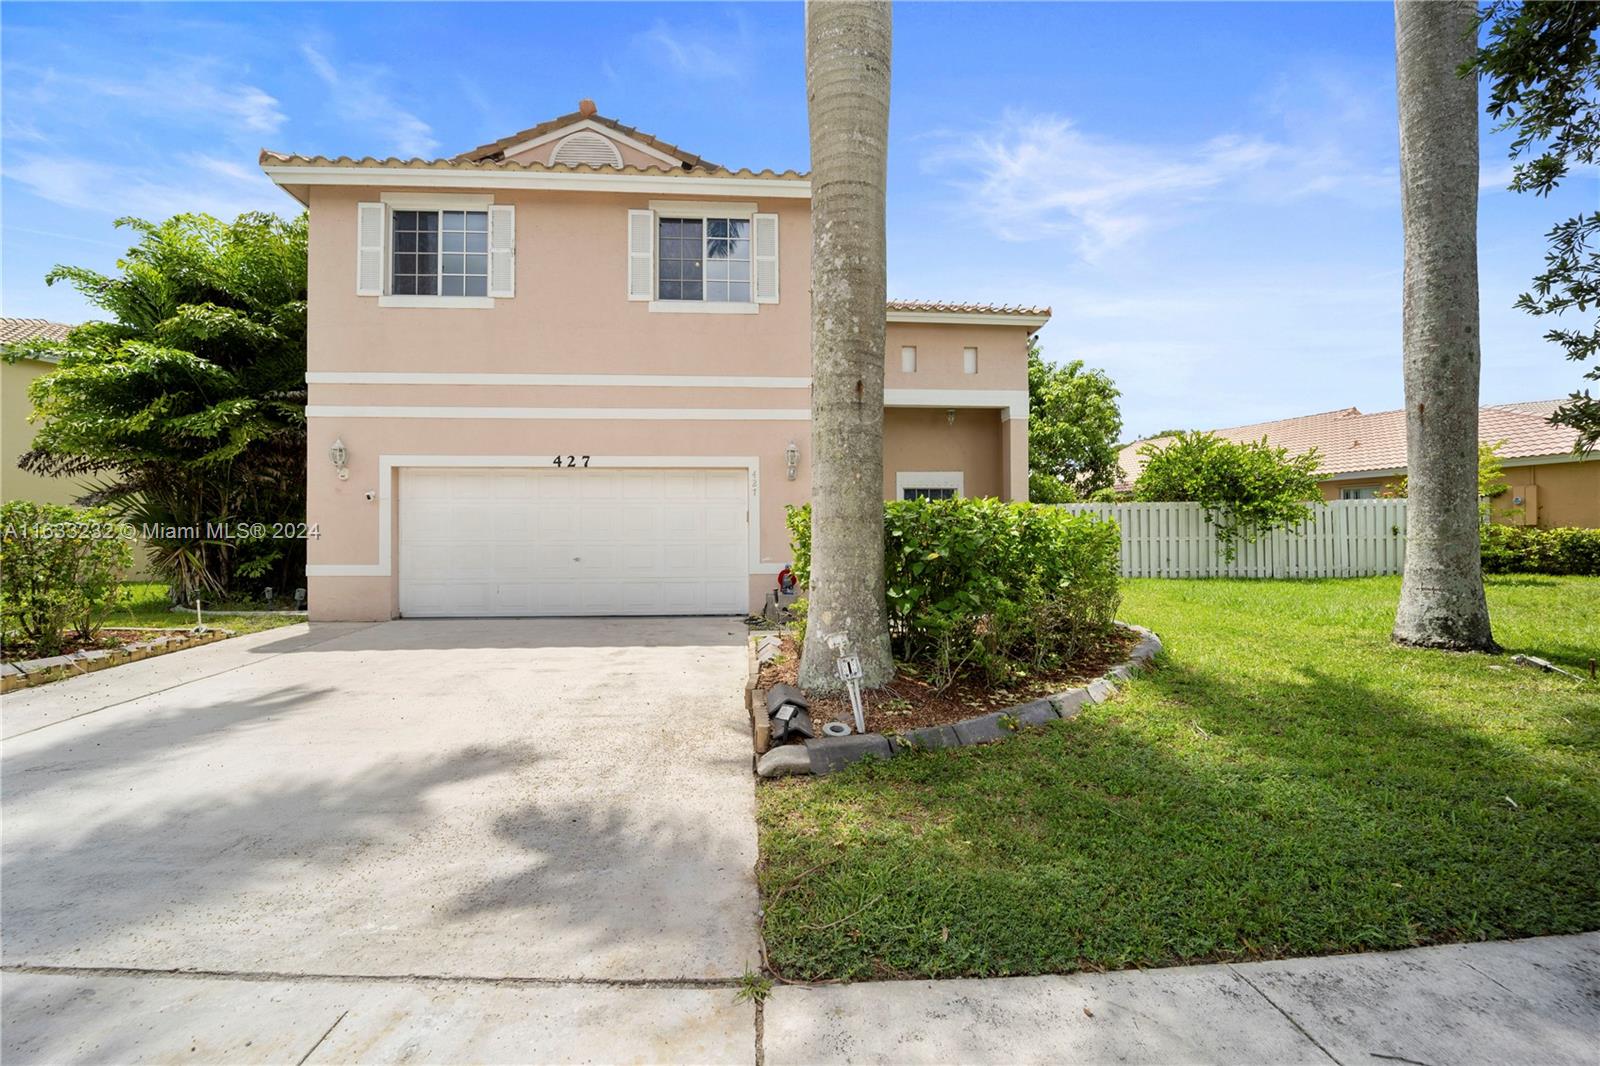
[329,437,349,480]
[785,440,800,481]
[946,409,957,427]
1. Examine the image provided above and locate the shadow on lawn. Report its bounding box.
[759,651,1600,981]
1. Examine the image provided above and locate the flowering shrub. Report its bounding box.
[788,497,1122,686]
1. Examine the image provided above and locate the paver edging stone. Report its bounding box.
[754,622,1163,777]
[0,628,233,693]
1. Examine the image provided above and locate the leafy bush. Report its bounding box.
[1136,431,1323,559]
[1480,525,1600,575]
[12,212,308,601]
[1,500,134,657]
[788,498,1122,687]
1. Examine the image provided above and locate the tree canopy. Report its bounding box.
[1135,431,1324,558]
[1026,345,1123,503]
[11,212,308,600]
[1470,0,1600,451]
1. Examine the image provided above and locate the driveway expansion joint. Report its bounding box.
[0,963,749,991]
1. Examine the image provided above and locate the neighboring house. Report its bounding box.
[261,100,1048,620]
[1116,401,1597,528]
[1,317,81,506]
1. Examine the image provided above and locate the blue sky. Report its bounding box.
[2,1,1591,438]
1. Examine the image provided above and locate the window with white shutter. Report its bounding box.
[753,213,779,303]
[374,194,501,306]
[627,209,654,300]
[356,202,386,296]
[488,204,515,297]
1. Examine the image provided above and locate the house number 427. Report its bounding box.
[551,455,591,468]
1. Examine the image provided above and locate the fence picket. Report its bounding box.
[1057,500,1408,579]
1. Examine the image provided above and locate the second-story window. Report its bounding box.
[392,210,489,296]
[658,217,751,303]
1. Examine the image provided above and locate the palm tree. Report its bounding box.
[1391,0,1497,650]
[798,1,896,690]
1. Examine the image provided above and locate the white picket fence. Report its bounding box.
[1057,499,1409,579]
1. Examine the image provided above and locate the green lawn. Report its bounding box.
[110,582,306,637]
[757,575,1600,981]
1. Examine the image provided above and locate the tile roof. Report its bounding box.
[0,317,74,345]
[454,107,720,170]
[886,300,1051,317]
[1116,401,1583,489]
[257,149,806,182]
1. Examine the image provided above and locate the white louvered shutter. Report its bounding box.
[488,204,516,298]
[627,209,654,300]
[356,202,386,296]
[753,213,779,304]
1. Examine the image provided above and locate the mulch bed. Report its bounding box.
[2,627,189,665]
[757,627,1139,734]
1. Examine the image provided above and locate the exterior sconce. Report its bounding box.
[329,437,349,480]
[946,409,957,427]
[785,440,800,481]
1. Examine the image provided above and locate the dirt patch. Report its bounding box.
[3,627,192,665]
[757,628,1138,734]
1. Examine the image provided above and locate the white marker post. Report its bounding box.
[827,633,867,734]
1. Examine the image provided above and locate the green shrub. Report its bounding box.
[1481,524,1600,575]
[1,500,133,657]
[1135,431,1323,559]
[787,498,1122,686]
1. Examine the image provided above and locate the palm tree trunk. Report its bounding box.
[798,0,896,691]
[1392,0,1497,650]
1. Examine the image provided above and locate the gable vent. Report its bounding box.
[549,131,623,168]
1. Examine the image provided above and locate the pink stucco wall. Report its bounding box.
[303,182,1035,619]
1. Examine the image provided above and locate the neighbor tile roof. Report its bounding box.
[454,108,720,170]
[0,317,74,345]
[1116,401,1582,489]
[886,300,1052,318]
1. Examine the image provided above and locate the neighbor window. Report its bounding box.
[392,210,489,296]
[903,486,957,501]
[658,217,751,302]
[1339,486,1379,500]
[963,346,979,374]
[901,346,917,373]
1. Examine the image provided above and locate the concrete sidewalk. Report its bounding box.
[4,932,1592,1063]
[765,932,1600,1065]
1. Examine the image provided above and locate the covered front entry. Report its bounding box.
[398,466,748,616]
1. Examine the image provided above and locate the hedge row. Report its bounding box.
[787,497,1122,686]
[1481,525,1600,576]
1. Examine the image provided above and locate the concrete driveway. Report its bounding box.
[2,619,760,1062]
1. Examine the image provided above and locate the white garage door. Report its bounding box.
[398,467,749,617]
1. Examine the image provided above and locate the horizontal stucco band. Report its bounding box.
[305,454,784,579]
[305,390,1029,421]
[306,406,811,421]
[305,372,814,388]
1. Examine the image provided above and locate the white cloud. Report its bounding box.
[8,63,285,138]
[632,18,750,81]
[3,152,287,221]
[300,44,437,158]
[926,67,1396,260]
[925,113,1294,256]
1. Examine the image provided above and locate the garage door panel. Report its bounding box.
[399,466,748,617]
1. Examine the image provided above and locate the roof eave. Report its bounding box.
[886,309,1052,329]
[259,160,811,199]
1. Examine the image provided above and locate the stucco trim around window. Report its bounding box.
[646,301,758,315]
[895,470,965,500]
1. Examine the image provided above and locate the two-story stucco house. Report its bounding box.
[262,101,1047,621]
